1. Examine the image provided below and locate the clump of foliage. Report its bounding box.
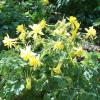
[0,16,100,100]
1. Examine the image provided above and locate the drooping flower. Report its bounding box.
[20,46,32,61]
[16,24,25,33]
[53,41,64,50]
[26,77,31,90]
[53,62,62,75]
[29,24,41,34]
[85,26,96,39]
[3,34,17,48]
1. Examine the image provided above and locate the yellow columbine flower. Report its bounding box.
[29,55,41,69]
[68,16,77,24]
[20,46,32,61]
[29,24,44,39]
[29,24,41,34]
[74,47,84,57]
[42,0,49,5]
[67,16,80,29]
[85,26,96,39]
[3,34,17,48]
[16,24,25,33]
[53,41,64,50]
[53,62,62,75]
[26,77,31,90]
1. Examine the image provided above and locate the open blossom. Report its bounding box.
[67,16,80,27]
[53,41,64,50]
[85,26,96,39]
[29,24,42,34]
[28,20,46,38]
[16,24,25,33]
[3,34,17,48]
[20,46,32,61]
[26,77,31,90]
[28,55,41,69]
[68,16,77,24]
[29,24,44,39]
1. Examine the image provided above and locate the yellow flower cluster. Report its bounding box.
[52,16,80,38]
[20,46,41,69]
[3,19,46,49]
[20,46,32,61]
[2,17,97,91]
[3,34,17,48]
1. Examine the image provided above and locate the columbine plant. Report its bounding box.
[1,16,99,99]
